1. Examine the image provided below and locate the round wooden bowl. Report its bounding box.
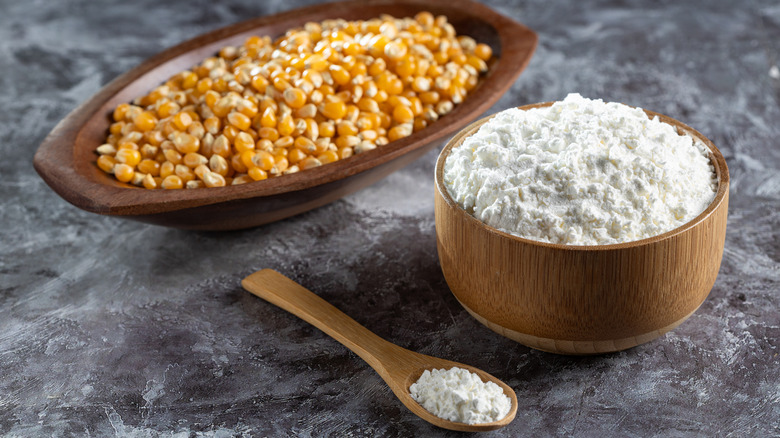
[434,103,730,355]
[32,0,537,231]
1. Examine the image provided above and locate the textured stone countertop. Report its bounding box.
[2,0,779,436]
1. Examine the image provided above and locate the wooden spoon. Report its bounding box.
[242,269,518,432]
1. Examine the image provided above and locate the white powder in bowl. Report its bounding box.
[443,93,718,245]
[409,367,511,425]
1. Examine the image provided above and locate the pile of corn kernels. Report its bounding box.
[96,11,492,189]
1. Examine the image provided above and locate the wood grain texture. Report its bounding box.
[434,103,730,355]
[32,0,537,231]
[242,269,518,432]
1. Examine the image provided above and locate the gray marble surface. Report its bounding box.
[2,0,779,436]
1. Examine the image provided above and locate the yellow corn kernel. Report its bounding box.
[388,123,413,141]
[413,117,427,132]
[336,121,359,136]
[251,74,269,93]
[392,105,414,124]
[265,135,288,151]
[175,164,195,182]
[232,174,253,185]
[113,103,131,122]
[320,100,347,120]
[359,129,378,141]
[138,159,161,176]
[300,157,322,170]
[318,150,339,164]
[172,111,193,130]
[260,107,277,128]
[282,87,307,109]
[134,111,157,132]
[419,91,440,104]
[163,148,183,165]
[209,154,229,176]
[196,78,212,95]
[238,99,258,118]
[335,135,360,149]
[145,130,165,147]
[97,155,116,173]
[287,148,307,165]
[202,172,226,187]
[157,101,180,118]
[269,156,289,175]
[183,152,208,168]
[368,58,386,76]
[114,164,135,183]
[338,146,354,159]
[160,161,175,178]
[357,98,380,114]
[256,127,279,142]
[356,116,374,130]
[142,173,157,189]
[203,116,221,135]
[212,135,231,158]
[251,150,275,171]
[474,43,492,61]
[394,57,415,77]
[294,136,317,154]
[277,114,295,137]
[161,175,183,189]
[308,54,330,72]
[109,122,125,137]
[354,140,377,154]
[172,132,200,154]
[96,143,116,156]
[318,121,335,137]
[222,125,239,143]
[240,149,256,169]
[415,11,434,27]
[233,132,255,153]
[231,153,248,173]
[304,118,319,141]
[329,65,351,86]
[227,111,251,131]
[248,167,268,181]
[412,76,431,93]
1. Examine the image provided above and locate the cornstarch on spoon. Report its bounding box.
[409,367,511,424]
[443,93,718,245]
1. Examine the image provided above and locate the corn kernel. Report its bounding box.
[101,11,490,189]
[97,155,116,173]
[114,164,135,183]
[161,175,183,189]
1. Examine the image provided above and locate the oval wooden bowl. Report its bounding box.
[434,102,730,355]
[32,0,537,231]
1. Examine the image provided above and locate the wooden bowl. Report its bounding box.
[434,102,730,355]
[32,0,537,231]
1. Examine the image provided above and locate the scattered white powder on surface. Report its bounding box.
[409,367,511,425]
[443,93,718,245]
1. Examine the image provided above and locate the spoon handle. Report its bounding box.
[242,269,415,378]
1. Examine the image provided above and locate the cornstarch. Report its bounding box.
[443,93,717,245]
[409,367,511,424]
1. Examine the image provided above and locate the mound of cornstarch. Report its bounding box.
[409,367,511,425]
[443,93,717,245]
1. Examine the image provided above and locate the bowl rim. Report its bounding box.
[434,101,730,251]
[33,0,538,217]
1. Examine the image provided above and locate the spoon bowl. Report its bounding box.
[33,0,537,231]
[242,269,518,432]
